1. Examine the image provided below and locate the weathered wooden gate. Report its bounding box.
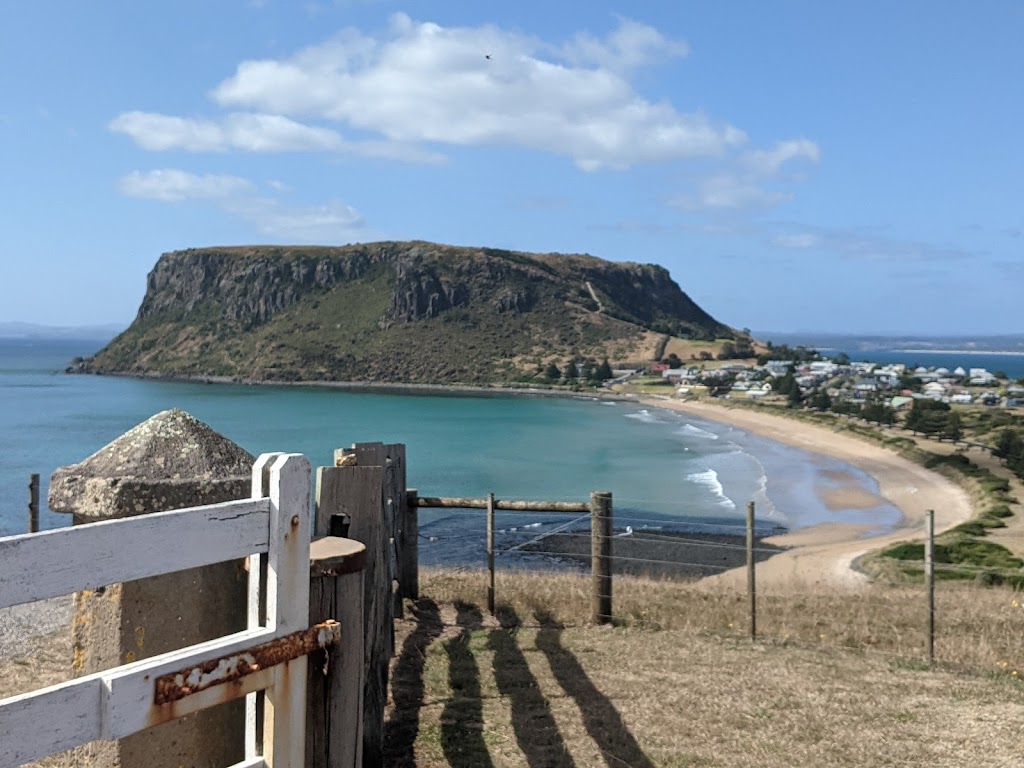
[0,453,332,768]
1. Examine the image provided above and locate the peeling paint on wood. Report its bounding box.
[154,622,340,705]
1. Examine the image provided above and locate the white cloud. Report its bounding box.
[109,112,347,153]
[119,169,254,202]
[118,168,367,242]
[109,110,447,162]
[770,224,972,262]
[227,198,365,240]
[672,138,821,212]
[673,174,789,211]
[190,13,745,169]
[561,17,689,71]
[743,139,820,177]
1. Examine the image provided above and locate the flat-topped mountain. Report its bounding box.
[89,241,735,384]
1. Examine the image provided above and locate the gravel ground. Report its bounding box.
[0,595,73,660]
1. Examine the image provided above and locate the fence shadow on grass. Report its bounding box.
[384,598,445,767]
[439,602,495,768]
[534,609,655,768]
[491,606,576,768]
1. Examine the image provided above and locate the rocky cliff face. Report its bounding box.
[93,241,731,384]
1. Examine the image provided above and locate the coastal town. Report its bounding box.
[650,356,1024,410]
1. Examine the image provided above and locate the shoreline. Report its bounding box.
[79,369,636,402]
[641,397,974,588]
[77,369,973,588]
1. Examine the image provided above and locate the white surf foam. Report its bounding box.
[625,408,660,424]
[685,468,737,510]
[678,423,719,440]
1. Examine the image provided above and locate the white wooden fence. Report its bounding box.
[0,452,332,768]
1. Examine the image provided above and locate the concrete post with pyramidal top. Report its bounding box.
[48,408,253,768]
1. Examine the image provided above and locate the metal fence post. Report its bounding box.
[747,501,756,642]
[487,492,496,616]
[925,509,935,665]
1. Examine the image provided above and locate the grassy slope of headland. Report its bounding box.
[86,242,745,385]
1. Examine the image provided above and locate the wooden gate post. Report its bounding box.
[591,491,613,625]
[746,501,757,642]
[317,454,393,768]
[308,537,367,768]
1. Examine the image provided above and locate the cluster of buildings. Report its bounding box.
[654,359,1024,409]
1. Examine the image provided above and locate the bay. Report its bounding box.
[0,339,900,566]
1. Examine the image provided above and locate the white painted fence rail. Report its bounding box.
[0,453,324,768]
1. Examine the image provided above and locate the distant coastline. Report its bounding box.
[887,349,1024,357]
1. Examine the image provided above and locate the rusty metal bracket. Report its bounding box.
[153,620,341,705]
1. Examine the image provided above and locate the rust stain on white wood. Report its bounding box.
[154,621,339,705]
[1,451,320,768]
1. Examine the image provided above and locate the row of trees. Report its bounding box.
[800,388,963,437]
[539,358,614,383]
[995,429,1024,480]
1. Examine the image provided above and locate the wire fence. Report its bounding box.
[413,493,1024,677]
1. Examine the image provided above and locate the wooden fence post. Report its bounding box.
[747,501,757,642]
[487,492,496,616]
[316,462,391,768]
[28,473,39,533]
[401,489,419,601]
[925,509,935,665]
[591,491,612,625]
[348,443,407,617]
[308,537,367,768]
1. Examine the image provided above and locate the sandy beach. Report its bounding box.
[641,397,974,588]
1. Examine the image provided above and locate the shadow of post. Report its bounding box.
[439,601,495,768]
[534,610,655,768]
[384,598,444,767]
[489,607,576,768]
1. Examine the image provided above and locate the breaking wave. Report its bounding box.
[685,468,736,510]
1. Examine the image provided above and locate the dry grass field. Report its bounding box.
[386,569,1024,768]
[5,568,1024,767]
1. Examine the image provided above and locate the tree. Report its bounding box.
[834,352,850,366]
[564,360,578,380]
[995,428,1024,458]
[904,399,949,434]
[787,386,803,408]
[942,411,963,442]
[897,372,923,392]
[862,401,896,425]
[595,358,614,381]
[831,400,862,417]
[664,353,683,368]
[809,389,832,411]
[773,369,796,395]
[544,362,561,380]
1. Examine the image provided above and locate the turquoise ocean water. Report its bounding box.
[0,339,903,566]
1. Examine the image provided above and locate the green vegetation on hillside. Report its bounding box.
[89,241,735,384]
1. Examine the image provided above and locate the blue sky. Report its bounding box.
[2,1,1021,335]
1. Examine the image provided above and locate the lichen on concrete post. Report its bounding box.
[49,408,255,768]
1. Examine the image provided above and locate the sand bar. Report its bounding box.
[642,397,974,589]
